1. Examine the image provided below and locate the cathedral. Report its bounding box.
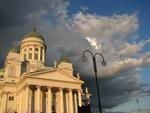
[0,27,89,113]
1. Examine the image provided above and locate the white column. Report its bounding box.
[37,86,41,113]
[78,90,82,107]
[65,91,69,113]
[40,90,43,113]
[42,47,45,62]
[38,46,41,61]
[69,89,73,113]
[27,46,29,60]
[25,85,29,113]
[74,92,78,113]
[33,46,35,60]
[29,89,32,113]
[47,87,52,113]
[59,88,64,113]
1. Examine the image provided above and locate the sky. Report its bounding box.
[0,0,150,113]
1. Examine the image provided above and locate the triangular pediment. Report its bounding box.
[28,70,83,84]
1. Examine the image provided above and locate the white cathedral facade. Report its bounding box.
[0,27,85,113]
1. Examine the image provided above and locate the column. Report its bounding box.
[59,88,64,113]
[65,91,69,113]
[37,86,41,113]
[25,85,29,113]
[47,87,52,113]
[78,90,82,107]
[69,89,73,113]
[74,92,78,113]
[33,46,35,60]
[38,46,41,61]
[42,47,45,62]
[27,46,29,60]
[29,89,32,113]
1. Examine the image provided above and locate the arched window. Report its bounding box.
[21,60,29,75]
[29,48,32,51]
[35,53,38,60]
[35,47,39,60]
[29,53,32,59]
[35,48,39,52]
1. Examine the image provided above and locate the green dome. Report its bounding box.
[0,68,4,77]
[23,26,45,42]
[0,68,4,73]
[58,56,71,64]
[9,47,20,53]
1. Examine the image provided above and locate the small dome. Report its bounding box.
[23,26,45,42]
[0,68,4,73]
[58,56,71,64]
[9,47,20,53]
[0,68,4,77]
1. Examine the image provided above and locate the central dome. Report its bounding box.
[23,26,45,42]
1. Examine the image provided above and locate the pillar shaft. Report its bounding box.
[65,91,69,113]
[59,88,64,113]
[26,85,29,113]
[38,46,41,61]
[78,90,82,107]
[69,89,74,113]
[74,92,78,113]
[37,86,41,113]
[47,87,52,113]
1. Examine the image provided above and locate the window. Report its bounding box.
[35,48,39,52]
[40,55,43,61]
[29,48,32,51]
[40,47,44,61]
[9,96,14,101]
[29,53,32,59]
[35,53,38,60]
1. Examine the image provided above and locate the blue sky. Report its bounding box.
[69,0,150,38]
[0,0,150,113]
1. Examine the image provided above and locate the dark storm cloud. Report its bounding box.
[0,0,69,65]
[79,67,145,110]
[0,0,49,29]
[0,0,48,65]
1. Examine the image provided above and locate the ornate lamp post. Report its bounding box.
[82,50,106,113]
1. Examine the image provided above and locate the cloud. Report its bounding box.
[67,11,150,110]
[0,0,150,111]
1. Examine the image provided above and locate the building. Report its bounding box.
[0,27,84,113]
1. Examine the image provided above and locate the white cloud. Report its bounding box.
[69,11,150,78]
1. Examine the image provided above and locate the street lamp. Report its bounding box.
[82,50,106,113]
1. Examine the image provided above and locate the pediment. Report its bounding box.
[28,70,83,84]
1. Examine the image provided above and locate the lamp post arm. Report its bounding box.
[83,50,94,57]
[94,53,105,61]
[83,50,97,73]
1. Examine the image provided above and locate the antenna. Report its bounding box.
[136,98,141,113]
